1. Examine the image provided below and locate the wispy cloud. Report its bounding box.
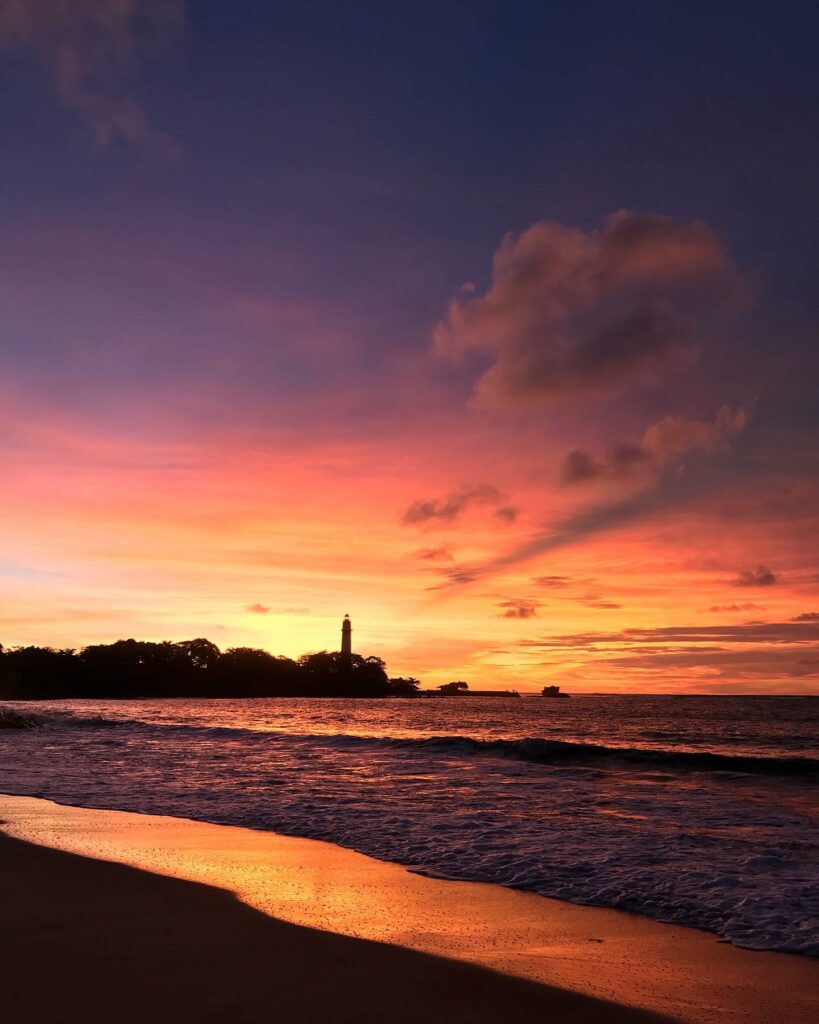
[402,483,504,525]
[521,621,819,649]
[412,546,455,561]
[447,484,672,583]
[708,602,764,613]
[578,594,621,609]
[440,406,752,585]
[0,0,184,156]
[518,619,819,682]
[533,575,571,588]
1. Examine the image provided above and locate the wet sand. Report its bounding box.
[2,795,817,1023]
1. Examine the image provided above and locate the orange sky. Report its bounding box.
[2,387,817,693]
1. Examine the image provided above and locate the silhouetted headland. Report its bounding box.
[0,614,432,699]
[0,616,548,701]
[0,640,426,700]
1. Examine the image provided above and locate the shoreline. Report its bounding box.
[2,794,818,1024]
[0,829,662,1024]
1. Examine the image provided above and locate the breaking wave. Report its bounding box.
[41,711,819,777]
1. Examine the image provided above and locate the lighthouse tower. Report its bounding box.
[341,614,352,657]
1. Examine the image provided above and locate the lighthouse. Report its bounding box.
[341,614,352,657]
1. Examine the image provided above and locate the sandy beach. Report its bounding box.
[0,825,664,1023]
[2,796,817,1024]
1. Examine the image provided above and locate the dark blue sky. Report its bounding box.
[4,2,817,307]
[1,0,815,435]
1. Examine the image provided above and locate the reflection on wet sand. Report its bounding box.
[2,795,817,1024]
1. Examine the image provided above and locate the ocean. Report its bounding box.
[1,695,817,955]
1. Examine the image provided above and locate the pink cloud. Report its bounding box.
[434,211,744,407]
[561,404,751,485]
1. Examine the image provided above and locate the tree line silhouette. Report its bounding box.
[0,639,422,699]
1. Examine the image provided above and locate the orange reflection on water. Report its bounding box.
[2,795,817,1024]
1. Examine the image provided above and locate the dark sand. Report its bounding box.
[2,796,818,1024]
[0,828,669,1024]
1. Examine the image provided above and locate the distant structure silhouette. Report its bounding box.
[341,614,352,658]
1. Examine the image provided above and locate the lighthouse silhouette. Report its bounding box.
[341,614,352,658]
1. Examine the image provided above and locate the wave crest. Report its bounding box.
[46,711,819,776]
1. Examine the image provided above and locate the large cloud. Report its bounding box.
[434,211,744,407]
[0,0,183,155]
[561,404,750,484]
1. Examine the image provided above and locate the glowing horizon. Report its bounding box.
[1,4,817,694]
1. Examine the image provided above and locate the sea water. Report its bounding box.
[1,695,817,955]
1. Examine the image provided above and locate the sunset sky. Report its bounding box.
[1,2,817,692]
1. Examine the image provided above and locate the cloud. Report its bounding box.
[429,567,478,588]
[434,487,662,588]
[402,483,503,525]
[521,621,819,648]
[733,565,778,588]
[596,648,819,681]
[462,485,673,583]
[527,620,815,683]
[412,546,455,561]
[642,404,751,461]
[578,594,621,609]
[561,404,750,485]
[533,575,571,588]
[708,602,764,613]
[494,505,519,522]
[498,599,539,619]
[246,602,309,615]
[437,403,753,587]
[0,0,183,156]
[561,442,651,485]
[793,612,819,622]
[533,576,619,607]
[434,211,744,408]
